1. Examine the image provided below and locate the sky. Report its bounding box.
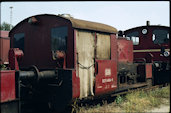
[0,1,170,31]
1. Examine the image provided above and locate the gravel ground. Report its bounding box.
[146,99,170,113]
[148,104,170,113]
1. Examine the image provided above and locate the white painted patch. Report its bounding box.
[102,78,113,83]
[111,85,117,88]
[97,86,102,89]
[105,68,111,76]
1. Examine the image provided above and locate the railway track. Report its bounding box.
[111,84,163,97]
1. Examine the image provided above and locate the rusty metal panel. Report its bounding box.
[117,38,133,63]
[146,63,152,79]
[0,31,10,64]
[0,70,16,102]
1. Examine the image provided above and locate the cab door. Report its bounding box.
[95,33,117,95]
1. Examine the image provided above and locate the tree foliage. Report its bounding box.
[0,22,13,31]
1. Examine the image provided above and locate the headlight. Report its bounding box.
[164,51,170,57]
[154,63,159,67]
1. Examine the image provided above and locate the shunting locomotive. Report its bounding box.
[0,14,169,113]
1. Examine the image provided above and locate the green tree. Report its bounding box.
[0,22,13,31]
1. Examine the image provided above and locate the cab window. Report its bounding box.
[96,33,111,59]
[126,31,139,45]
[152,29,169,44]
[13,33,25,51]
[51,26,68,51]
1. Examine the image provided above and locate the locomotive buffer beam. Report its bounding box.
[18,66,58,84]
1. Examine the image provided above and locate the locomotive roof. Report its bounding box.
[11,14,118,34]
[124,25,169,33]
[59,15,118,33]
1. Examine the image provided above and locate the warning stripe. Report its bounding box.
[133,49,170,53]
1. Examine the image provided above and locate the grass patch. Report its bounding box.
[115,95,124,105]
[123,90,151,112]
[122,85,170,112]
[76,85,170,113]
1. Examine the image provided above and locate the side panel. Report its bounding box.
[95,60,117,95]
[0,70,16,102]
[0,70,19,113]
[72,70,80,98]
[117,38,133,63]
[146,63,152,79]
[72,30,80,99]
[0,38,10,65]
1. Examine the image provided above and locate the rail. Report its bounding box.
[111,85,163,97]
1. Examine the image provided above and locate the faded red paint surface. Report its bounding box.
[95,60,117,95]
[0,31,9,38]
[117,38,133,63]
[0,70,16,102]
[0,31,10,64]
[72,70,80,98]
[146,63,152,79]
[72,30,80,98]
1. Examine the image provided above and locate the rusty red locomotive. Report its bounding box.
[0,14,169,113]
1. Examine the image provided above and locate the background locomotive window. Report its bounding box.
[96,33,111,59]
[13,33,25,52]
[125,31,139,45]
[152,29,169,44]
[51,26,68,51]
